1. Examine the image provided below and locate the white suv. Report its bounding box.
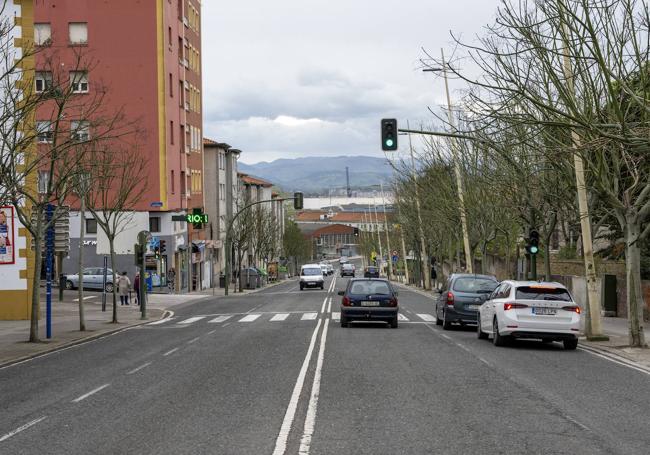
[300,264,325,291]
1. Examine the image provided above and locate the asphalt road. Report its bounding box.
[2,259,650,454]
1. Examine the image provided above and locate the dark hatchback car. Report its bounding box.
[364,266,379,278]
[339,278,399,328]
[436,274,498,330]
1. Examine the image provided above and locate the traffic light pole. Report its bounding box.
[137,230,149,320]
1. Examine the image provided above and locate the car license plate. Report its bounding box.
[361,301,379,307]
[533,307,557,315]
[467,305,480,310]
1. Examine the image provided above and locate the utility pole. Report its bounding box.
[373,202,383,269]
[407,121,431,290]
[559,11,606,341]
[380,183,392,279]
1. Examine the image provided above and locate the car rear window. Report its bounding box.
[302,268,321,276]
[515,286,572,301]
[349,281,391,295]
[367,267,377,272]
[452,277,498,293]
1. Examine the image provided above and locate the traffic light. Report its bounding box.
[294,192,304,210]
[381,118,398,151]
[154,245,160,259]
[192,207,205,230]
[353,227,359,237]
[528,229,540,255]
[160,239,166,255]
[134,243,143,266]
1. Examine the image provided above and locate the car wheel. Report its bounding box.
[435,306,443,326]
[492,318,508,347]
[442,309,452,330]
[390,317,398,328]
[65,280,74,290]
[477,318,488,340]
[105,282,114,293]
[320,284,324,290]
[563,338,578,350]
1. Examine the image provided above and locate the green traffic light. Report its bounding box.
[530,246,539,254]
[385,138,394,147]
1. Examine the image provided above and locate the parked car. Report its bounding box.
[364,266,380,278]
[300,264,324,290]
[340,263,355,277]
[435,273,498,330]
[477,280,581,350]
[64,268,116,293]
[338,278,399,328]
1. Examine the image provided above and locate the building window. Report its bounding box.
[169,73,173,97]
[70,71,88,93]
[36,121,53,143]
[220,183,226,201]
[34,23,52,46]
[69,22,88,45]
[85,218,97,234]
[170,121,174,144]
[35,71,52,93]
[171,170,175,194]
[149,217,161,233]
[71,121,90,142]
[168,26,172,48]
[180,170,186,195]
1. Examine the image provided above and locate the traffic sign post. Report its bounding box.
[101,255,108,312]
[45,204,54,339]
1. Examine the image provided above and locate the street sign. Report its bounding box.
[150,201,163,207]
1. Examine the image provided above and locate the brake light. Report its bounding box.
[504,302,528,311]
[389,297,398,307]
[446,292,454,306]
[342,296,351,306]
[563,306,581,314]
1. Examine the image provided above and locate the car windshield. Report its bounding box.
[453,277,498,293]
[349,281,391,295]
[515,286,572,302]
[302,268,321,276]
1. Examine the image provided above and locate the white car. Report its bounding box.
[300,264,325,290]
[477,281,581,350]
[339,257,349,264]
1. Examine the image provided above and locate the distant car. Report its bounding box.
[435,273,498,330]
[64,268,116,293]
[326,263,334,275]
[477,281,581,350]
[319,262,333,276]
[339,278,399,328]
[300,264,324,290]
[364,266,380,278]
[339,257,349,264]
[340,263,355,277]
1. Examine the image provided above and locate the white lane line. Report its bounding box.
[272,319,323,455]
[578,347,650,376]
[239,314,261,322]
[320,297,327,314]
[163,347,179,356]
[439,333,451,340]
[0,416,47,442]
[331,312,340,321]
[398,313,409,321]
[187,337,201,344]
[416,313,436,322]
[301,313,318,321]
[177,316,206,325]
[73,296,96,302]
[405,309,414,315]
[127,362,152,375]
[478,357,491,367]
[299,319,330,454]
[271,313,290,322]
[148,317,175,325]
[208,315,232,323]
[207,330,216,335]
[223,322,232,327]
[326,297,332,313]
[72,383,110,403]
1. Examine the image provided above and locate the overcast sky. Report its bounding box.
[202,0,501,164]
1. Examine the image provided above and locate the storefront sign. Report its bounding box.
[0,206,15,264]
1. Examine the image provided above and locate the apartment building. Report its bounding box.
[34,1,204,292]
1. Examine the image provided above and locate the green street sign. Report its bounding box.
[187,213,208,224]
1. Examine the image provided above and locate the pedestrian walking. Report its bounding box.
[134,272,140,306]
[167,267,176,294]
[118,272,131,305]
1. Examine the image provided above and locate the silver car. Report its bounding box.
[65,267,116,293]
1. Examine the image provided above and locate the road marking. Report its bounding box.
[127,362,152,375]
[326,297,332,313]
[207,330,216,335]
[578,346,650,376]
[439,333,451,340]
[272,319,323,455]
[299,319,330,454]
[148,317,175,325]
[208,315,232,323]
[0,416,47,442]
[73,296,96,302]
[177,316,206,325]
[271,313,290,321]
[187,337,201,344]
[398,313,409,321]
[301,313,318,321]
[239,314,261,322]
[478,357,491,367]
[331,312,340,321]
[223,323,231,327]
[247,304,263,314]
[417,313,436,322]
[405,309,414,315]
[320,297,327,314]
[163,348,179,356]
[72,383,110,403]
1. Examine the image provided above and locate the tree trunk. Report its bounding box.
[625,216,646,347]
[30,226,43,343]
[78,200,86,331]
[109,237,118,323]
[480,242,488,274]
[543,213,557,281]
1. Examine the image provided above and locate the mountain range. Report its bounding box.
[237,156,394,194]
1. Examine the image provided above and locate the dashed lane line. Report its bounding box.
[127,362,152,375]
[208,315,233,323]
[177,316,206,325]
[163,348,179,356]
[271,313,290,322]
[239,314,261,322]
[72,384,110,403]
[0,416,47,442]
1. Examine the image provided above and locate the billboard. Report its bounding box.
[0,206,15,264]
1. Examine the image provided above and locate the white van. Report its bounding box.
[300,264,324,290]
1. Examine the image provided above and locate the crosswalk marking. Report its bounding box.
[398,313,409,321]
[270,313,290,321]
[239,314,261,322]
[177,316,206,325]
[148,317,174,325]
[301,312,318,321]
[331,312,340,321]
[417,313,436,322]
[208,315,233,323]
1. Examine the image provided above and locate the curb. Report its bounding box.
[392,281,437,301]
[578,343,650,374]
[0,309,167,370]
